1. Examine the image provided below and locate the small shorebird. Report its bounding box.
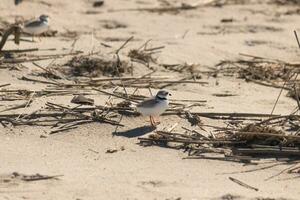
[136,90,171,127]
[22,15,50,41]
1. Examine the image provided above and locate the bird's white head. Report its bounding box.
[156,90,171,100]
[39,15,49,22]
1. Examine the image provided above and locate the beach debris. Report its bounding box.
[19,173,63,182]
[160,63,203,79]
[128,40,164,66]
[216,53,300,90]
[0,172,62,183]
[93,0,104,7]
[138,114,300,164]
[212,93,237,97]
[0,25,21,51]
[184,111,202,126]
[71,94,94,105]
[64,54,131,77]
[100,20,127,29]
[106,149,118,153]
[106,146,125,153]
[228,177,259,191]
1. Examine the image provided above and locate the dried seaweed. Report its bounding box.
[238,63,291,81]
[139,114,300,164]
[63,54,131,77]
[161,63,200,75]
[128,49,157,65]
[216,55,300,91]
[128,41,164,66]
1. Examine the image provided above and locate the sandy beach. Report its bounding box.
[1,0,300,199]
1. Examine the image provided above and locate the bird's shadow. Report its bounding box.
[113,125,156,138]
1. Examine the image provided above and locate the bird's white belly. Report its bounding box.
[23,23,49,35]
[137,100,168,116]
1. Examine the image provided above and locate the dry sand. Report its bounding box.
[0,0,300,199]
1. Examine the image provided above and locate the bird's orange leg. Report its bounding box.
[150,116,156,127]
[153,116,160,125]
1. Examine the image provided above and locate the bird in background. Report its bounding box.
[22,15,50,41]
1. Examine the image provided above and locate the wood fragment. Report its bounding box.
[0,83,10,88]
[138,135,245,145]
[294,30,300,49]
[50,126,78,134]
[21,174,63,182]
[229,177,259,191]
[0,25,21,51]
[232,148,300,157]
[220,163,286,175]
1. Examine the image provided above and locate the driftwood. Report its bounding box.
[0,25,21,51]
[9,172,63,182]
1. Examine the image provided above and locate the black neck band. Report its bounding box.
[156,96,167,100]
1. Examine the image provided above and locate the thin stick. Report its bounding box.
[294,30,300,49]
[16,92,35,120]
[220,163,285,175]
[93,88,139,103]
[0,83,10,88]
[20,76,60,85]
[21,174,64,182]
[113,115,123,134]
[293,82,300,112]
[115,36,134,54]
[234,131,300,141]
[0,101,32,113]
[166,123,178,132]
[270,72,294,115]
[228,177,259,191]
[138,136,245,145]
[50,126,78,134]
[32,62,62,79]
[265,163,299,181]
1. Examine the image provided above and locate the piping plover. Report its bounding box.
[136,90,171,127]
[22,15,50,41]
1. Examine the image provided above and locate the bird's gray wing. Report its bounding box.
[137,97,158,108]
[24,20,43,28]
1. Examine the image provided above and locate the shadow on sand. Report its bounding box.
[113,125,156,138]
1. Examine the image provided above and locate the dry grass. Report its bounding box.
[63,54,132,77]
